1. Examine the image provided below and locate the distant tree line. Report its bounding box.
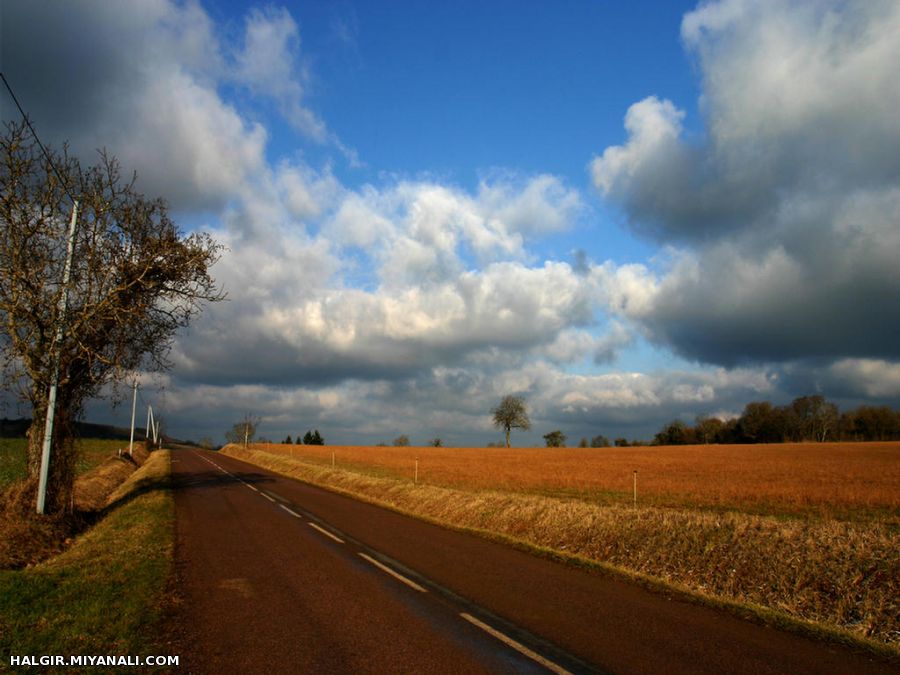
[278,430,325,445]
[297,430,324,445]
[653,395,900,445]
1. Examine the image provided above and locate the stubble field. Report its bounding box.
[250,441,900,520]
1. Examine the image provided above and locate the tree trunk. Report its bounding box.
[505,427,511,448]
[26,400,77,515]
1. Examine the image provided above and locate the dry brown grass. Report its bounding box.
[0,441,152,569]
[251,441,900,520]
[73,444,150,511]
[226,444,900,649]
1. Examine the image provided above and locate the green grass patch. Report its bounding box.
[0,439,27,489]
[0,438,125,490]
[0,450,174,673]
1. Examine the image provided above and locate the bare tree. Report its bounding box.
[225,415,260,447]
[0,121,223,513]
[790,395,839,442]
[491,395,530,447]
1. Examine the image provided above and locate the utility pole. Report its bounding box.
[146,405,158,444]
[128,381,138,457]
[36,201,79,514]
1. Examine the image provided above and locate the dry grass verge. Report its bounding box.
[223,445,899,653]
[74,445,149,511]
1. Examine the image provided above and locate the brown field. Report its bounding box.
[250,441,900,520]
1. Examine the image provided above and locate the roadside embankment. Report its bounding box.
[0,450,175,672]
[221,444,899,656]
[1,441,152,569]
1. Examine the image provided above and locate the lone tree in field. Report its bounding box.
[492,395,530,447]
[0,121,223,514]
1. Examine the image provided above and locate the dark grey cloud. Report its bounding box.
[1,0,273,211]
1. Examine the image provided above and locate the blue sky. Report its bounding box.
[3,0,900,445]
[291,1,699,184]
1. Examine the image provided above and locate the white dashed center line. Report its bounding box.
[358,553,427,593]
[308,521,345,544]
[279,504,302,518]
[460,613,572,675]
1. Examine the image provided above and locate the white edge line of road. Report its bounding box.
[308,521,345,544]
[358,553,427,593]
[262,493,276,503]
[459,612,572,675]
[279,504,302,519]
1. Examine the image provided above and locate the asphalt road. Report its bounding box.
[171,448,897,674]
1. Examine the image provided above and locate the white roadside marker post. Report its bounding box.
[633,470,637,508]
[128,381,138,457]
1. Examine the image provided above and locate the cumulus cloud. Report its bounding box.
[592,0,900,368]
[174,256,599,387]
[321,174,583,288]
[477,174,584,236]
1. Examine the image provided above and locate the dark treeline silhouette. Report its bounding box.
[653,395,900,445]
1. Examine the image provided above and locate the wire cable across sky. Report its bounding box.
[1,71,77,204]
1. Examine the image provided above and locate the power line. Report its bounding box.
[1,71,77,203]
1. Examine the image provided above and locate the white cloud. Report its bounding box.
[828,359,900,398]
[233,6,328,142]
[477,174,583,235]
[322,174,581,288]
[525,363,774,419]
[275,162,342,221]
[682,0,900,163]
[591,96,685,196]
[120,70,268,209]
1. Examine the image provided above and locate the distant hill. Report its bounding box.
[0,417,188,444]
